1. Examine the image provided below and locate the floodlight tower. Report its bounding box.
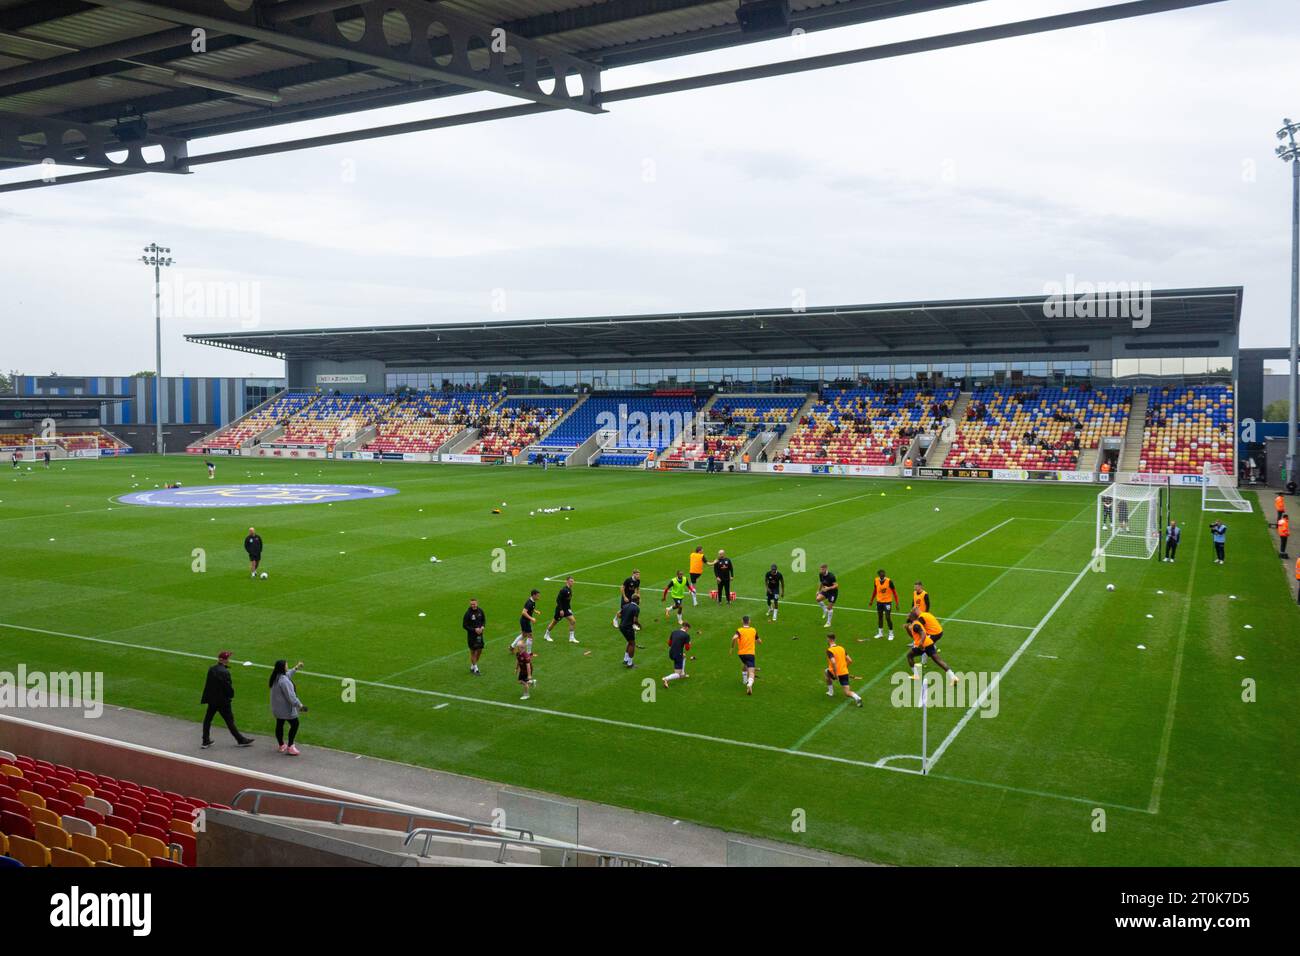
[140,242,173,455]
[1278,120,1300,489]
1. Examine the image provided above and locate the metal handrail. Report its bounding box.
[402,827,670,867]
[228,788,532,841]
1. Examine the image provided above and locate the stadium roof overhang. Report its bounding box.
[186,287,1243,367]
[0,0,1227,192]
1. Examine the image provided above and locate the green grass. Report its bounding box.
[1,455,1297,865]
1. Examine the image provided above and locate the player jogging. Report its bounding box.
[510,589,540,653]
[730,615,761,695]
[662,622,692,688]
[662,572,689,624]
[906,607,958,684]
[614,569,641,627]
[815,564,839,627]
[618,599,640,668]
[206,460,216,479]
[687,546,705,605]
[462,598,486,676]
[544,577,579,643]
[825,634,862,706]
[911,581,930,614]
[711,550,735,604]
[764,564,785,621]
[871,570,899,640]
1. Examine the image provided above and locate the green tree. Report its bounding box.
[0,371,14,395]
[1263,399,1292,422]
[133,370,156,378]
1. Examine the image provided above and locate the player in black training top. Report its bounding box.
[765,564,785,621]
[618,600,640,668]
[511,588,540,654]
[711,550,735,604]
[816,564,839,628]
[544,576,579,644]
[244,527,263,579]
[462,598,486,675]
[662,622,693,688]
[614,569,641,627]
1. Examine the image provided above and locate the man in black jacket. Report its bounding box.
[201,651,254,748]
[463,598,487,675]
[244,527,263,578]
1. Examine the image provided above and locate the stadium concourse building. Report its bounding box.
[178,287,1256,486]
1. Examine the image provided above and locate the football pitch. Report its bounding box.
[1,455,1297,866]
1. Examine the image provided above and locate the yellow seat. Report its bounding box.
[96,824,130,849]
[0,764,22,778]
[71,832,110,863]
[50,846,93,867]
[8,834,51,867]
[28,805,60,827]
[16,789,45,810]
[94,860,122,867]
[35,821,71,851]
[130,833,168,860]
[170,818,196,835]
[110,843,149,867]
[66,782,94,798]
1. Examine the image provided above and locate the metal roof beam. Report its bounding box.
[0,107,188,171]
[81,0,603,113]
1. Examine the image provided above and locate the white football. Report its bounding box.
[260,572,268,579]
[507,539,514,546]
[1106,584,1115,591]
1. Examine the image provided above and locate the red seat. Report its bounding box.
[0,783,15,800]
[56,789,84,809]
[166,831,197,866]
[136,823,168,842]
[72,806,104,827]
[44,797,72,817]
[105,814,136,835]
[150,856,185,868]
[32,781,57,799]
[140,811,169,831]
[1,809,36,839]
[1,796,30,817]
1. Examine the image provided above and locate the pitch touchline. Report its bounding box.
[932,517,1015,562]
[0,619,1153,815]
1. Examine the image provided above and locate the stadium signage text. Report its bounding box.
[315,374,368,384]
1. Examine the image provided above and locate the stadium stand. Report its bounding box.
[0,751,204,867]
[0,430,129,453]
[279,393,399,446]
[467,396,576,456]
[1137,384,1235,475]
[188,390,318,451]
[785,386,958,466]
[664,394,808,466]
[360,391,500,454]
[539,394,699,451]
[946,385,1133,470]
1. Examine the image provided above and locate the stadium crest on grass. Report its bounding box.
[119,484,399,508]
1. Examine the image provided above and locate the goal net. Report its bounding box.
[1096,483,1162,561]
[1202,462,1252,513]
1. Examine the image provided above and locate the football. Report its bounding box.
[260,572,269,579]
[1106,583,1115,591]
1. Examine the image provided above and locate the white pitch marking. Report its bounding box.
[932,517,1015,563]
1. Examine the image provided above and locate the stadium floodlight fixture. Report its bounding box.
[140,242,174,456]
[1277,118,1300,490]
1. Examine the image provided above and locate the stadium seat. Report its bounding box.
[82,795,113,817]
[0,810,35,840]
[0,796,28,817]
[787,387,958,466]
[109,844,149,867]
[61,814,95,837]
[15,790,44,811]
[8,834,50,867]
[96,824,131,849]
[167,830,197,866]
[1138,384,1234,475]
[0,855,21,869]
[72,806,104,827]
[29,806,60,828]
[35,821,71,851]
[150,855,185,868]
[130,833,169,860]
[50,847,93,868]
[71,833,111,863]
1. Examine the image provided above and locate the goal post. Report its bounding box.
[1202,462,1252,513]
[1096,483,1163,564]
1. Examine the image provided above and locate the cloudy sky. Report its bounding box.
[2,0,1297,379]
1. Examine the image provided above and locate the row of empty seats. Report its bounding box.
[948,386,1132,470]
[0,750,210,868]
[1138,384,1234,475]
[539,395,700,450]
[189,391,319,451]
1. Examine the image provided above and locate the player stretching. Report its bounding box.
[912,581,930,614]
[544,577,579,643]
[764,563,785,621]
[815,564,839,627]
[618,599,640,668]
[730,615,761,695]
[906,607,958,685]
[871,569,899,640]
[662,571,689,624]
[510,589,540,653]
[614,569,641,627]
[688,546,706,605]
[662,622,692,688]
[824,634,862,706]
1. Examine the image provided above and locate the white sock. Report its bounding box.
[851,692,861,702]
[826,686,833,696]
[665,672,682,682]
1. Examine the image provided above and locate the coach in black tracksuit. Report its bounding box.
[712,552,735,604]
[463,599,487,675]
[201,651,254,748]
[244,527,263,577]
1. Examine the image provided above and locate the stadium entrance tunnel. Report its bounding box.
[117,484,400,508]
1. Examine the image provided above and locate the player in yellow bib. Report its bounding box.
[730,615,761,695]
[824,634,863,706]
[872,570,899,640]
[687,547,706,606]
[911,581,930,614]
[905,608,957,684]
